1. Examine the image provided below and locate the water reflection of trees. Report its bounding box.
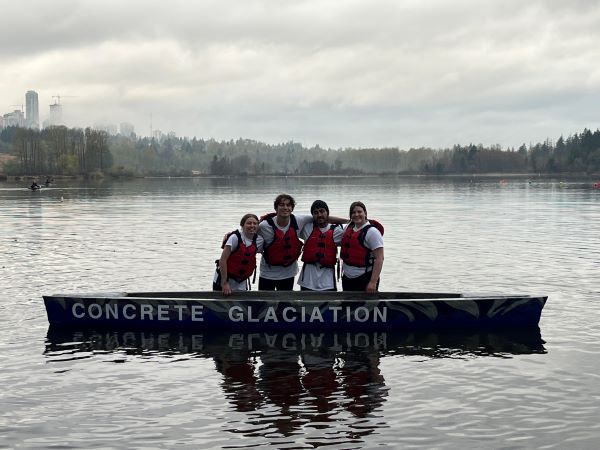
[45,328,545,445]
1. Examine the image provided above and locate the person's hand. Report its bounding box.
[366,281,377,294]
[221,282,232,296]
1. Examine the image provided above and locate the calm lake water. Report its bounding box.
[1,176,600,449]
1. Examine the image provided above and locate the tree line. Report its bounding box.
[0,126,112,176]
[1,125,599,176]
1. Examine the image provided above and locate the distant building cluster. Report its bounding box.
[1,90,40,130]
[0,90,136,138]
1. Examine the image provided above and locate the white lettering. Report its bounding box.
[191,305,204,321]
[72,303,85,319]
[330,306,342,323]
[174,304,186,321]
[106,303,119,319]
[229,306,243,322]
[141,304,153,320]
[89,303,103,319]
[264,306,278,322]
[354,306,369,322]
[247,306,259,323]
[157,304,169,321]
[282,307,297,322]
[123,304,136,320]
[374,306,387,322]
[309,307,324,323]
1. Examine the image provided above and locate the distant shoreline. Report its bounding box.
[2,172,598,182]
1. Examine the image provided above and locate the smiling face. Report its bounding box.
[350,204,367,227]
[276,198,294,219]
[242,216,258,238]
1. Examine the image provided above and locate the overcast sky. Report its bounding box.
[1,0,599,149]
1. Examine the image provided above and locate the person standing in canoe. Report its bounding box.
[259,194,348,291]
[340,201,384,293]
[214,213,264,296]
[258,194,314,291]
[297,200,344,291]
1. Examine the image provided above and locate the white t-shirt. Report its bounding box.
[213,231,264,291]
[258,213,313,280]
[297,223,344,290]
[342,221,384,279]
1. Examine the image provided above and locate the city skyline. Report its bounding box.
[1,90,137,136]
[1,1,600,149]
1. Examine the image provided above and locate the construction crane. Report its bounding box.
[51,95,77,105]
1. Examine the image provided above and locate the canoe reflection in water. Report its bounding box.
[45,328,546,439]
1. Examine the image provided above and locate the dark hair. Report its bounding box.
[273,193,296,210]
[349,201,367,219]
[310,199,329,214]
[240,213,259,227]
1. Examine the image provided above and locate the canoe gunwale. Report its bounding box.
[43,291,547,303]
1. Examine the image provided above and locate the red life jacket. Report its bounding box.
[340,220,384,268]
[262,214,303,267]
[301,224,339,268]
[224,230,258,282]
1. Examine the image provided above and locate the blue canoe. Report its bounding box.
[43,291,547,331]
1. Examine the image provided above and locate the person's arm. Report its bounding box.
[333,224,345,245]
[328,215,348,225]
[219,246,233,296]
[366,247,384,293]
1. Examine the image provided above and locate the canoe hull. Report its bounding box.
[43,292,547,331]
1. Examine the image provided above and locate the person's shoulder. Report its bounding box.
[365,225,384,246]
[226,231,240,247]
[366,224,383,237]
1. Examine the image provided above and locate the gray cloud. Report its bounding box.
[2,0,600,149]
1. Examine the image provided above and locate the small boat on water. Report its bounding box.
[43,291,548,331]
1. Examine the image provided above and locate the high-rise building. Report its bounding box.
[48,102,63,126]
[3,110,25,127]
[25,90,39,129]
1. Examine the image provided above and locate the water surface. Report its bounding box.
[1,176,599,448]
